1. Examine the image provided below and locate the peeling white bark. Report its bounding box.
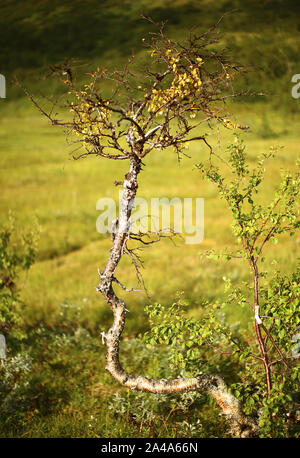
[255,305,263,324]
[97,154,259,438]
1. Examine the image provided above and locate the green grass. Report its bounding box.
[0,100,299,437]
[0,0,300,438]
[2,0,300,113]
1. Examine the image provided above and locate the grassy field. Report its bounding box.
[0,102,299,437]
[0,0,299,438]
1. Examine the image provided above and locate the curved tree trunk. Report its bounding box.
[97,154,259,438]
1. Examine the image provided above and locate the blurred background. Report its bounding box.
[0,0,299,437]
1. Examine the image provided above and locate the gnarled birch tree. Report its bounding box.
[21,20,261,437]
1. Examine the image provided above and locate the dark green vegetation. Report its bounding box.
[1,0,300,111]
[0,0,299,437]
